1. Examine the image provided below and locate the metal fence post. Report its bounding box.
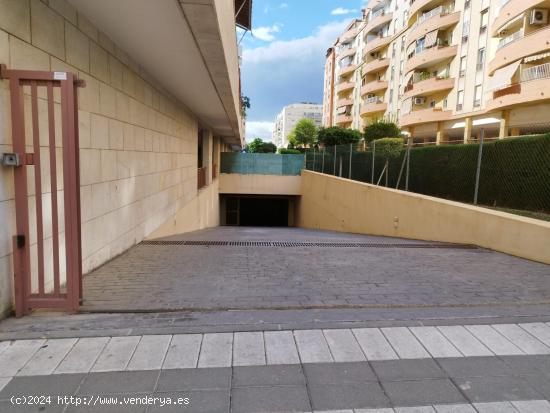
[312,147,316,172]
[371,140,376,184]
[322,147,325,173]
[349,143,353,179]
[405,138,411,191]
[333,145,337,175]
[473,128,485,205]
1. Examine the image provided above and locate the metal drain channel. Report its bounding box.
[140,240,478,249]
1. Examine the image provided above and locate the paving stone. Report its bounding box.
[303,362,376,385]
[464,326,524,356]
[323,329,366,362]
[77,370,159,395]
[521,375,550,399]
[126,335,171,371]
[409,327,462,358]
[492,324,550,355]
[371,359,446,382]
[233,332,265,366]
[308,382,389,410]
[498,355,550,377]
[0,373,84,400]
[162,334,202,370]
[156,368,231,391]
[473,402,519,413]
[454,375,543,402]
[0,378,10,393]
[354,409,395,413]
[394,407,436,413]
[197,333,233,368]
[519,323,550,348]
[18,338,77,376]
[437,326,493,357]
[0,339,45,377]
[437,357,513,378]
[0,399,64,413]
[64,394,148,412]
[381,328,430,359]
[511,400,550,413]
[149,389,229,413]
[232,364,305,387]
[433,403,477,412]
[54,337,109,374]
[91,336,141,372]
[264,331,300,365]
[294,330,333,363]
[382,379,466,406]
[231,385,310,413]
[353,328,399,361]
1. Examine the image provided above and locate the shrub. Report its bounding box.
[364,119,401,143]
[245,138,277,153]
[278,148,302,154]
[317,127,362,147]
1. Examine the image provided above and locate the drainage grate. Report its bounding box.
[140,240,478,250]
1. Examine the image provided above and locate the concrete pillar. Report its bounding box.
[463,117,473,144]
[435,122,444,145]
[499,111,509,139]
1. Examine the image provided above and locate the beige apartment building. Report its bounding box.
[0,0,250,316]
[272,103,323,148]
[323,0,550,143]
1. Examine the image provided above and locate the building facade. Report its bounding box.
[0,0,250,317]
[272,103,323,148]
[323,0,550,144]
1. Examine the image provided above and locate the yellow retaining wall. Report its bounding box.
[297,171,550,264]
[219,174,302,195]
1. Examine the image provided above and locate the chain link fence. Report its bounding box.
[305,129,550,217]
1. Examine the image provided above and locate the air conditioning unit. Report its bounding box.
[530,9,549,25]
[413,97,426,105]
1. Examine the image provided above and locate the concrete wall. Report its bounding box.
[219,174,302,195]
[0,0,221,317]
[297,171,550,264]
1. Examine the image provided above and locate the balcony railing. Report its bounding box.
[365,96,384,104]
[521,62,550,82]
[370,7,390,21]
[198,166,208,189]
[497,29,524,50]
[410,4,455,31]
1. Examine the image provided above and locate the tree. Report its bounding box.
[289,118,317,148]
[240,95,251,118]
[317,127,362,147]
[245,138,276,153]
[374,137,405,186]
[364,119,401,143]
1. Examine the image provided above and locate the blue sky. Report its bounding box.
[241,0,366,141]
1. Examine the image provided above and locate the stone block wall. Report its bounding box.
[0,0,215,316]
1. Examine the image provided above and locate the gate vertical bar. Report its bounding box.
[74,84,83,301]
[47,84,61,295]
[30,82,46,296]
[473,128,485,205]
[321,148,325,173]
[312,148,316,172]
[333,145,337,175]
[8,73,31,316]
[60,73,80,312]
[371,140,376,184]
[348,143,352,179]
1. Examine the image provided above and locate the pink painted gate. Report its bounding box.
[1,65,85,317]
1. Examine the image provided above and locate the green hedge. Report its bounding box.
[306,134,550,212]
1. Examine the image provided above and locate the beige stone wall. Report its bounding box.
[298,171,550,264]
[0,0,219,316]
[219,174,302,196]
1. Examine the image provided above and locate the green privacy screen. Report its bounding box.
[220,153,304,175]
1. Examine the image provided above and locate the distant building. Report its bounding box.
[272,103,323,148]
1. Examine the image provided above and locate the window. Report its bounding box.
[480,11,489,32]
[392,43,397,58]
[476,48,485,71]
[474,85,482,107]
[457,90,464,111]
[460,56,467,77]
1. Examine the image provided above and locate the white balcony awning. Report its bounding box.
[489,60,522,91]
[524,51,550,63]
[424,29,439,48]
[406,41,416,57]
[401,98,413,115]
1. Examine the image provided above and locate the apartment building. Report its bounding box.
[323,0,550,144]
[0,0,250,316]
[272,103,323,148]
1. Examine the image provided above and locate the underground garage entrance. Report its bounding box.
[220,195,298,227]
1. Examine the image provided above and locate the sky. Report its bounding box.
[240,0,366,142]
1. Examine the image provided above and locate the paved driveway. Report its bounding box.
[82,227,550,312]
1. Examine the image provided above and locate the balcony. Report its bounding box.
[407,9,460,48]
[489,26,550,75]
[338,47,357,59]
[335,114,353,125]
[400,107,452,127]
[488,62,550,110]
[336,81,355,94]
[363,35,393,56]
[364,11,393,34]
[340,26,360,43]
[405,44,458,73]
[336,98,354,108]
[408,0,441,25]
[492,0,547,36]
[402,76,455,100]
[360,80,389,96]
[363,58,390,75]
[360,98,387,116]
[339,64,358,77]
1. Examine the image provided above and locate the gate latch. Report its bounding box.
[1,153,21,167]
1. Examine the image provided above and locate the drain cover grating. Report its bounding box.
[140,240,478,249]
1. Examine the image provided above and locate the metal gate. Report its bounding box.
[0,65,85,317]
